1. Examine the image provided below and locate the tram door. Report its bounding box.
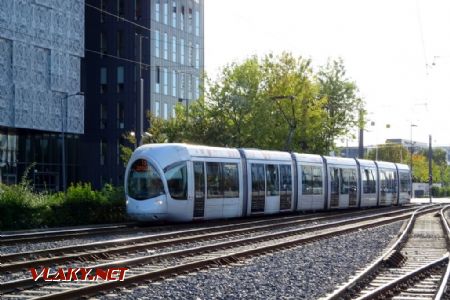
[193,162,205,218]
[251,164,265,214]
[329,168,340,208]
[279,165,292,211]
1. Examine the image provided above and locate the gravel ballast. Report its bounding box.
[100,221,404,300]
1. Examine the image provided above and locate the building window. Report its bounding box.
[155,101,160,116]
[155,0,160,21]
[188,7,193,33]
[172,36,176,62]
[116,139,120,165]
[100,32,107,55]
[100,104,107,129]
[181,5,185,30]
[195,76,199,99]
[156,66,160,93]
[117,102,124,129]
[163,0,168,24]
[134,0,141,20]
[195,43,199,69]
[155,30,160,58]
[163,32,168,60]
[100,67,107,93]
[100,140,107,165]
[180,73,185,98]
[188,41,192,66]
[117,0,124,18]
[163,103,168,120]
[163,68,168,95]
[188,74,192,99]
[172,105,176,118]
[116,30,123,57]
[195,10,200,36]
[180,38,185,64]
[172,70,177,97]
[117,66,124,93]
[172,0,177,27]
[100,0,107,23]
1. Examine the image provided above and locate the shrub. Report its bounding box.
[0,182,126,230]
[0,183,50,230]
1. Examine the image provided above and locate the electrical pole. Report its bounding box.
[429,134,432,203]
[134,34,149,146]
[358,109,364,158]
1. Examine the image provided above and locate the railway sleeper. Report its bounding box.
[383,250,406,268]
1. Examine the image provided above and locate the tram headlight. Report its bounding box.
[155,199,164,205]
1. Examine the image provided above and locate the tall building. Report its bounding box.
[82,0,204,188]
[0,0,84,190]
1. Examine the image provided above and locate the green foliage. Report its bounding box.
[119,53,362,161]
[317,58,362,153]
[366,144,409,163]
[431,186,450,198]
[0,182,126,230]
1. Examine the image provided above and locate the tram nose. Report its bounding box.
[127,195,168,221]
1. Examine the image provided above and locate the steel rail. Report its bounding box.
[0,223,135,245]
[0,207,419,271]
[434,205,450,300]
[0,206,415,246]
[325,204,434,299]
[357,254,449,300]
[1,206,437,298]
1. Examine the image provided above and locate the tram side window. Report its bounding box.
[251,164,265,195]
[330,168,339,194]
[164,162,188,200]
[385,171,396,193]
[280,165,292,192]
[379,171,387,193]
[363,169,376,194]
[223,163,239,198]
[302,165,313,195]
[400,173,410,193]
[266,164,279,196]
[392,171,398,193]
[128,159,165,200]
[349,169,357,192]
[340,169,350,194]
[312,166,323,195]
[206,162,223,199]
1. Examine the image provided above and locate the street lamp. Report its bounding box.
[61,92,84,197]
[271,95,296,151]
[135,33,149,148]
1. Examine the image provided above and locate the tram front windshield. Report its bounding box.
[127,159,165,200]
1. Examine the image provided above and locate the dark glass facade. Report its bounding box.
[81,0,204,189]
[0,127,79,191]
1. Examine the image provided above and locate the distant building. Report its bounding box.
[0,1,84,190]
[339,139,450,165]
[81,0,204,188]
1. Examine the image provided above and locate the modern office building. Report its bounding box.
[0,0,84,190]
[82,0,204,188]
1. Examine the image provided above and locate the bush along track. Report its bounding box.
[0,182,126,230]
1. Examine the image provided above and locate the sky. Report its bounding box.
[204,0,450,147]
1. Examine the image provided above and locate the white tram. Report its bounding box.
[125,144,411,222]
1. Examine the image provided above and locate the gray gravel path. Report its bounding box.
[99,221,403,300]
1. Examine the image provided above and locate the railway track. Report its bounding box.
[325,205,450,300]
[0,205,437,299]
[0,206,411,246]
[0,206,421,274]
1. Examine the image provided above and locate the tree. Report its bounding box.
[366,144,409,163]
[120,53,363,165]
[317,58,362,154]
